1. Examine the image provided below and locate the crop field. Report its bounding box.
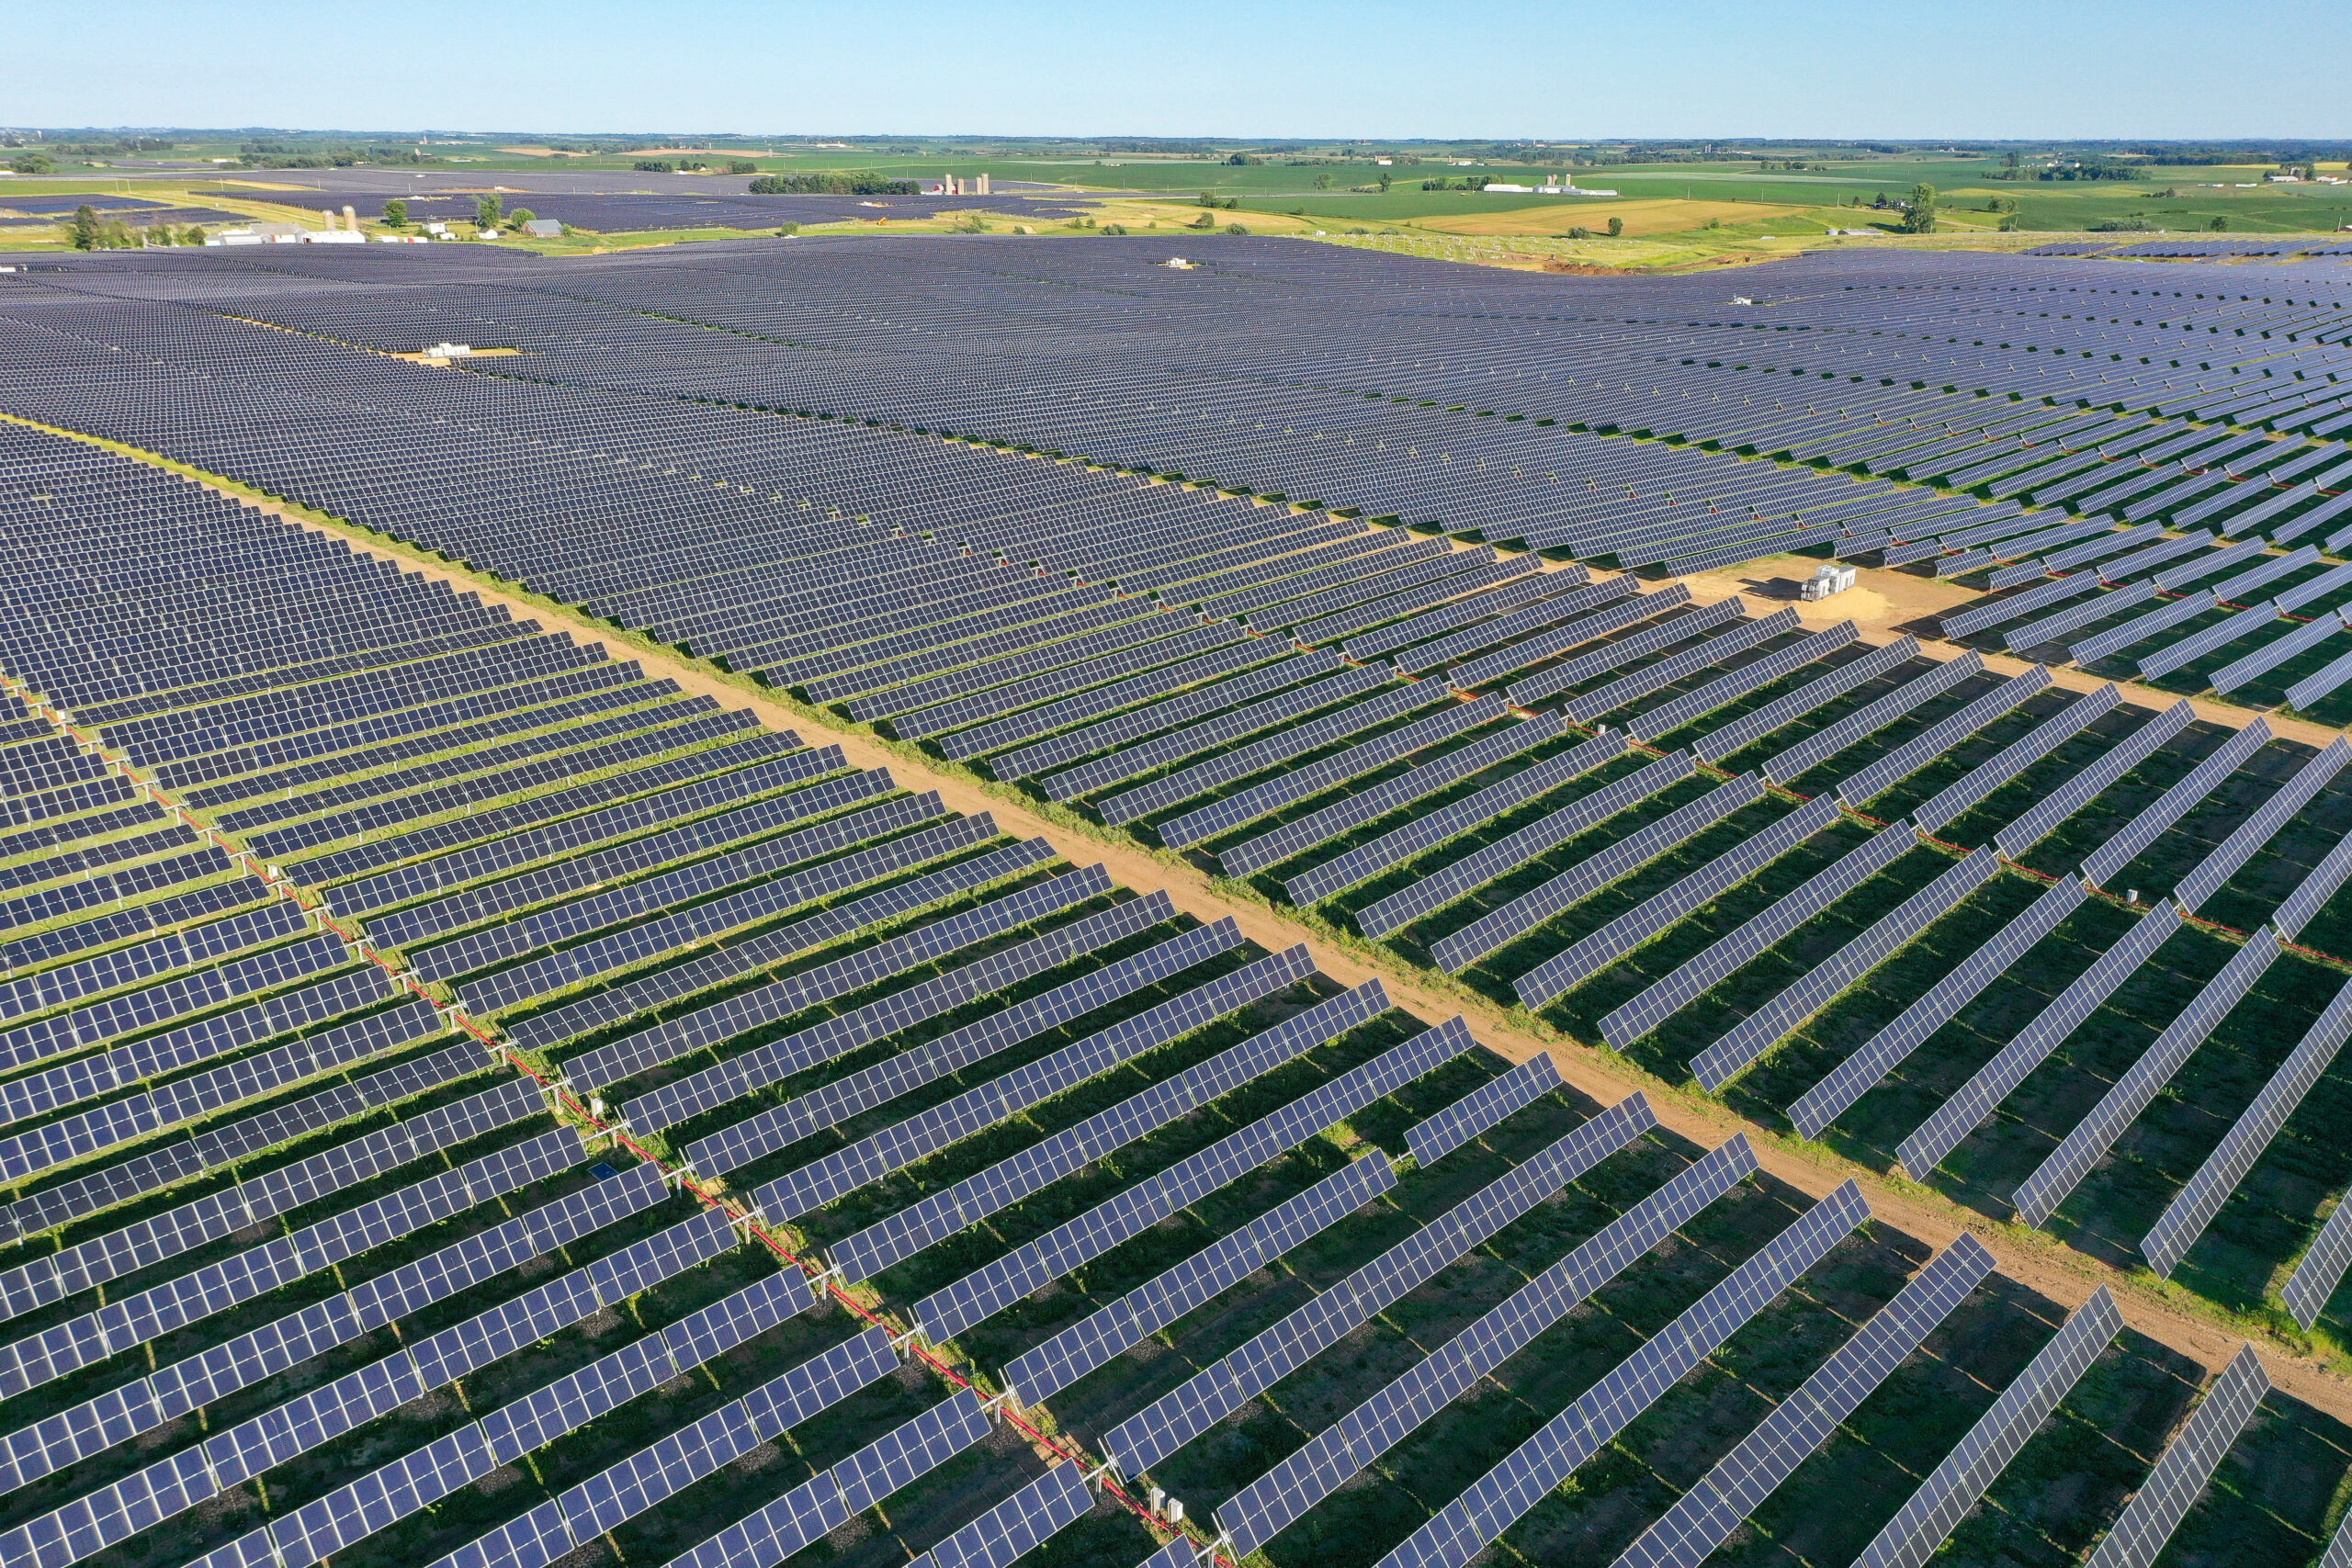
[4,230,2352,1568]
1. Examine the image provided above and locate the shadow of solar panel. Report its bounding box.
[756,943,1316,1224]
[1835,666,2048,808]
[2211,607,2352,694]
[1913,683,2119,836]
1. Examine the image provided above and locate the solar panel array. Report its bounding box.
[2078,1345,2269,1568]
[0,241,2342,1568]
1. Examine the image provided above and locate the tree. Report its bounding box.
[1376,171,1392,193]
[1225,222,1248,235]
[181,225,206,245]
[2210,214,2230,231]
[1898,182,1938,233]
[727,159,759,175]
[476,194,503,231]
[7,152,52,175]
[383,198,407,228]
[71,204,97,250]
[774,221,798,236]
[1314,172,1332,191]
[1190,212,1216,229]
[634,159,673,173]
[1607,216,1623,237]
[509,208,537,229]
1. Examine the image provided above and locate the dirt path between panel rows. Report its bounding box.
[13,412,2347,1420]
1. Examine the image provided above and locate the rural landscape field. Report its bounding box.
[7,7,2352,1566]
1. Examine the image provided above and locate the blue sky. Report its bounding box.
[12,0,2348,140]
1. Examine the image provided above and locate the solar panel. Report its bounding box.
[2134,602,2281,682]
[2174,739,2352,912]
[1348,570,1600,664]
[1600,823,1914,1049]
[2079,1345,2269,1568]
[1217,1135,1775,1556]
[912,1014,1470,1342]
[1395,575,1634,677]
[1913,683,2120,837]
[1567,607,1804,725]
[1284,732,1625,908]
[423,791,951,991]
[1995,700,2195,860]
[1836,667,2049,808]
[1217,714,1562,877]
[1405,1054,1562,1168]
[1432,773,1763,974]
[1690,637,1915,763]
[1610,1234,1996,1568]
[2210,606,2352,694]
[892,621,1243,739]
[2283,641,2352,712]
[1160,693,1506,850]
[995,650,1344,783]
[535,836,1057,1065]
[1626,621,1858,743]
[623,866,1123,1132]
[2003,581,2155,654]
[686,906,1225,1175]
[2081,720,2271,890]
[1691,844,2001,1090]
[1441,583,1673,691]
[1099,681,1432,826]
[1359,750,1695,940]
[1848,1289,2123,1568]
[1515,794,1839,1010]
[1002,1152,1394,1406]
[1511,597,1747,709]
[1046,663,1387,804]
[1758,653,1981,785]
[1102,1092,1668,1478]
[908,1465,1094,1568]
[1898,904,2179,1179]
[456,802,987,1009]
[2013,929,2277,1226]
[665,1392,989,1568]
[2145,977,2352,1280]
[1371,1182,1870,1568]
[929,629,1263,754]
[1938,574,2103,640]
[1788,875,2086,1140]
[825,977,1386,1282]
